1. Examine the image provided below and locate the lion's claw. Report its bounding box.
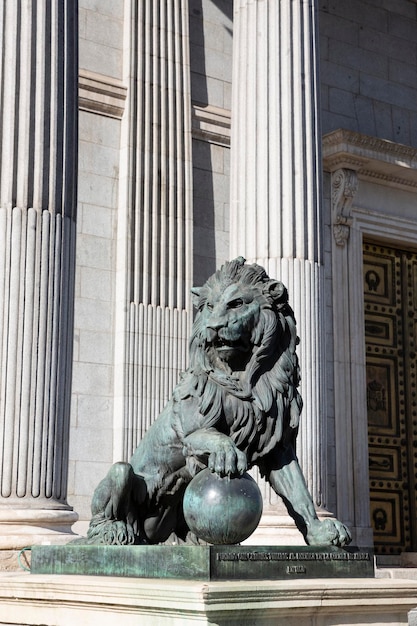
[306,518,352,547]
[208,443,247,477]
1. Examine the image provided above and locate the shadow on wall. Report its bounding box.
[190,0,233,287]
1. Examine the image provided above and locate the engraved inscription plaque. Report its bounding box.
[210,546,374,580]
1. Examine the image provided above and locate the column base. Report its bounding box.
[0,508,78,571]
[0,509,79,551]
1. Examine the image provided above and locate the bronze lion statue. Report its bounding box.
[84,257,351,547]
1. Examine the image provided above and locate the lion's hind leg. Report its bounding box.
[83,462,147,545]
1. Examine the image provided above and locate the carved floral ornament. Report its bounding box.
[331,168,359,247]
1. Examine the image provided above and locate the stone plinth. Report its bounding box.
[31,545,374,580]
[1,572,417,626]
[0,509,78,551]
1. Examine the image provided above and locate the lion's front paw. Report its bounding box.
[306,518,352,547]
[208,441,247,477]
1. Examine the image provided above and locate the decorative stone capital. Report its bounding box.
[331,169,358,247]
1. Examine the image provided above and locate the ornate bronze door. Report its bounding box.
[364,242,417,554]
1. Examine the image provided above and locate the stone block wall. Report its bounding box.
[68,0,124,520]
[190,0,233,286]
[68,112,120,519]
[320,0,417,147]
[79,0,123,79]
[190,0,232,110]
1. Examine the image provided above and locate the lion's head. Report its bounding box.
[180,258,303,464]
[191,257,289,372]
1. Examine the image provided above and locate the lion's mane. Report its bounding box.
[174,257,303,467]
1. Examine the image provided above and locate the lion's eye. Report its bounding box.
[228,298,243,309]
[206,302,213,310]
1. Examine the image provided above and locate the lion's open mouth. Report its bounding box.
[208,337,250,354]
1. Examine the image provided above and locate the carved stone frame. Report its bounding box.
[323,129,417,546]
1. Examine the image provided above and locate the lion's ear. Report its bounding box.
[191,286,202,308]
[264,280,287,303]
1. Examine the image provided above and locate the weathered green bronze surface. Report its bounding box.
[31,545,374,580]
[81,258,352,548]
[183,469,263,544]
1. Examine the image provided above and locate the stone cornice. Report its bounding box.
[79,69,127,119]
[192,102,231,146]
[323,129,417,191]
[78,79,231,140]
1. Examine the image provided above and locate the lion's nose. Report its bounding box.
[207,318,223,331]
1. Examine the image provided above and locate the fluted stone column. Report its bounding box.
[114,0,193,460]
[0,1,78,548]
[230,0,329,535]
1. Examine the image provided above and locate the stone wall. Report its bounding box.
[68,0,124,519]
[190,0,233,286]
[320,0,417,146]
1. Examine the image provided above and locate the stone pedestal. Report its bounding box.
[0,1,79,547]
[0,572,417,625]
[30,544,375,579]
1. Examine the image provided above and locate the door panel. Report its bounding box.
[364,242,417,554]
